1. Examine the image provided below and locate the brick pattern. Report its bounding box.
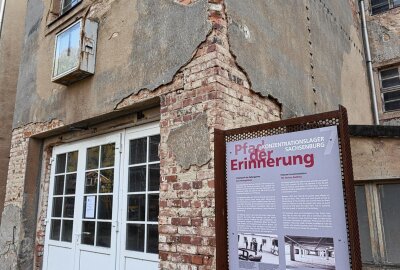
[157,1,280,269]
[0,120,64,269]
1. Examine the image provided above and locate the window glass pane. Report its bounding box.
[86,146,100,170]
[61,220,73,242]
[65,174,77,195]
[383,90,400,102]
[66,151,78,172]
[148,194,159,222]
[99,169,114,193]
[379,184,400,264]
[56,154,66,174]
[52,197,63,217]
[101,144,115,168]
[54,175,65,195]
[54,22,80,77]
[148,164,160,191]
[98,195,113,220]
[129,138,147,164]
[96,222,111,248]
[81,221,95,245]
[394,0,400,7]
[149,135,160,162]
[50,219,61,241]
[382,77,400,88]
[381,68,399,79]
[63,197,75,218]
[384,100,400,111]
[147,225,158,254]
[126,224,144,252]
[128,166,146,192]
[85,171,98,194]
[355,186,373,262]
[127,195,145,221]
[371,0,390,14]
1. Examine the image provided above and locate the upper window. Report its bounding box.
[371,0,400,14]
[379,66,400,112]
[61,0,81,15]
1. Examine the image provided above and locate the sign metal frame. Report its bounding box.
[215,106,361,270]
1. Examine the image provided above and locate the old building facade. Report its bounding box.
[0,0,398,270]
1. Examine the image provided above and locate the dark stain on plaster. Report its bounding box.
[167,114,211,170]
[225,0,354,118]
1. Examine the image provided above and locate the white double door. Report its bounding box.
[43,123,160,270]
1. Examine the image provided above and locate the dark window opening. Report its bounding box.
[371,0,400,14]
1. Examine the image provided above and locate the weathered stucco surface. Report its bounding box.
[351,137,400,181]
[0,0,27,225]
[225,0,373,124]
[13,0,211,128]
[167,114,211,170]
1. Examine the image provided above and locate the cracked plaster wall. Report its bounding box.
[225,0,373,124]
[0,0,27,226]
[351,136,400,181]
[13,0,211,129]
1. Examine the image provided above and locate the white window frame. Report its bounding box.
[379,66,400,112]
[52,19,82,79]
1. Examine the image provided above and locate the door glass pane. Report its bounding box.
[99,169,113,193]
[61,220,73,242]
[355,186,373,262]
[54,176,65,195]
[128,166,146,192]
[96,222,111,248]
[66,151,78,172]
[52,197,63,217]
[147,225,158,254]
[126,224,144,251]
[63,197,75,218]
[101,144,115,168]
[127,195,145,221]
[378,184,400,264]
[98,195,113,220]
[85,171,99,194]
[50,219,61,240]
[56,154,66,174]
[148,194,159,222]
[65,174,77,194]
[129,138,147,164]
[82,221,95,245]
[149,135,160,162]
[148,164,160,191]
[86,146,100,170]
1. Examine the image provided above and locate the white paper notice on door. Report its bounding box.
[85,196,96,218]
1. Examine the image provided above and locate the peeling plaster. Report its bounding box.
[167,114,211,170]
